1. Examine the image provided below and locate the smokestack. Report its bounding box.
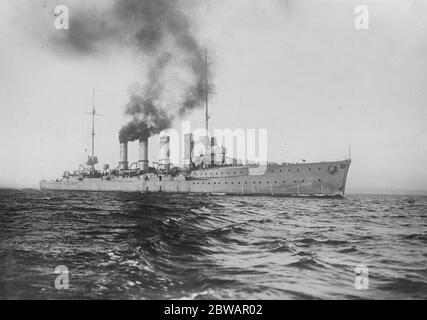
[159,136,171,169]
[138,139,149,171]
[183,133,193,168]
[119,141,129,170]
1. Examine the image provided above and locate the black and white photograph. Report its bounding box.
[0,0,426,305]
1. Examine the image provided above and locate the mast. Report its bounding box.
[91,89,95,167]
[204,49,210,137]
[85,89,103,171]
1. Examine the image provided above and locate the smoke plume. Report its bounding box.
[52,0,211,142]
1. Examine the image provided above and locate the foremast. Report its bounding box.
[85,89,103,171]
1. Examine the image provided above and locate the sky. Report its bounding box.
[0,0,426,192]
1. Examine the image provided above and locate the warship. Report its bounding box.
[39,104,351,197]
[40,60,351,197]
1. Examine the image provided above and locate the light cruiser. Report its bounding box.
[40,161,350,197]
[40,134,351,197]
[40,78,350,196]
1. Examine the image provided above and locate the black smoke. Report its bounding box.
[52,0,212,142]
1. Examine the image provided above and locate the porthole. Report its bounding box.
[274,181,277,184]
[267,181,270,184]
[309,168,311,171]
[318,179,321,182]
[302,180,304,183]
[297,169,299,172]
[283,181,286,184]
[293,180,296,184]
[259,181,262,184]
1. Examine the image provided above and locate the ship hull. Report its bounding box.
[40,160,351,197]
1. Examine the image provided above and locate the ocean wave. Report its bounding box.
[0,189,426,299]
